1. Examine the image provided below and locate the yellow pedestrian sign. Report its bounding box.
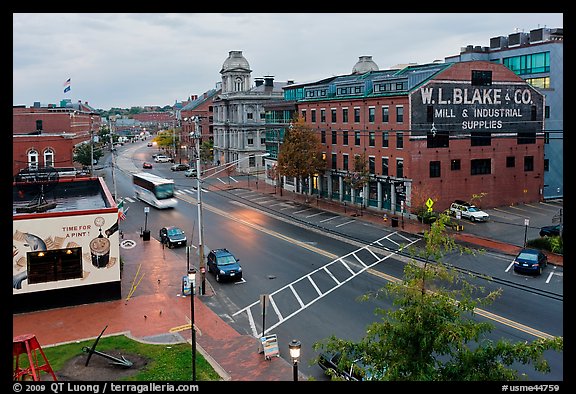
[426,198,434,212]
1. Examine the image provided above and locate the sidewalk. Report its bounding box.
[12,231,300,381]
[12,177,563,382]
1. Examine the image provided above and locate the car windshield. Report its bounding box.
[468,206,481,212]
[517,252,538,262]
[167,228,183,236]
[217,255,237,265]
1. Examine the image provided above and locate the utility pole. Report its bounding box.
[193,116,206,295]
[109,119,117,201]
[90,114,95,177]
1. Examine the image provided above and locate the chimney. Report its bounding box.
[287,80,295,85]
[264,75,274,87]
[254,78,264,87]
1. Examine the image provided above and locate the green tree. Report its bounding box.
[313,213,563,381]
[73,142,104,167]
[277,116,326,194]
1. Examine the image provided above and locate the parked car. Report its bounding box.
[513,248,548,275]
[449,200,489,222]
[539,224,562,237]
[171,163,190,171]
[154,155,173,163]
[206,249,242,282]
[184,168,198,177]
[318,351,382,381]
[142,162,153,169]
[147,142,153,147]
[159,226,187,248]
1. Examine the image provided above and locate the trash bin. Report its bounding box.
[391,217,399,228]
[142,229,150,241]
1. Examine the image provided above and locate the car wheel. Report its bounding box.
[168,243,173,249]
[215,273,221,282]
[470,216,475,222]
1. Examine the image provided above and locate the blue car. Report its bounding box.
[207,248,242,282]
[513,248,548,275]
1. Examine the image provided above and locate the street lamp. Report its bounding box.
[288,339,301,381]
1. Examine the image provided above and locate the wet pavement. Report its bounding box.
[12,177,563,382]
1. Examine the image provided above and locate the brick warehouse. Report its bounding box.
[288,60,545,214]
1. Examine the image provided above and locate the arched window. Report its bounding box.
[27,149,39,170]
[44,148,54,167]
[234,77,244,92]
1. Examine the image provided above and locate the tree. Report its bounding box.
[313,213,563,381]
[73,142,104,168]
[343,152,370,206]
[277,116,326,194]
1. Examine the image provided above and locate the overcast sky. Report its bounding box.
[13,13,563,111]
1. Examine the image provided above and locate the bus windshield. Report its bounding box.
[154,183,175,199]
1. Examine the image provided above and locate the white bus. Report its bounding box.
[132,172,178,209]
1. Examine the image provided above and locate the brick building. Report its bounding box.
[285,60,544,214]
[13,102,101,177]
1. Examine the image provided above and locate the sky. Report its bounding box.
[13,13,564,111]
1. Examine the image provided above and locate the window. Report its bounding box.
[451,159,461,171]
[331,130,337,145]
[331,153,337,170]
[545,106,550,119]
[342,108,348,123]
[396,131,403,149]
[505,156,515,168]
[396,159,404,178]
[354,108,360,123]
[354,131,361,146]
[430,161,441,178]
[343,130,349,145]
[382,106,389,123]
[343,154,349,172]
[381,157,389,176]
[526,77,550,89]
[247,112,253,120]
[428,130,449,148]
[43,148,54,167]
[301,110,306,121]
[36,120,43,132]
[321,130,326,144]
[471,159,491,175]
[369,131,375,147]
[247,137,254,145]
[311,109,316,123]
[503,52,550,75]
[382,131,389,148]
[331,109,337,123]
[368,107,375,123]
[524,156,534,171]
[544,158,549,172]
[369,156,375,174]
[471,131,491,146]
[27,149,39,170]
[518,131,536,144]
[396,106,404,123]
[472,70,492,86]
[27,248,83,284]
[320,109,326,123]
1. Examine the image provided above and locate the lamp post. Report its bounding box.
[288,339,301,381]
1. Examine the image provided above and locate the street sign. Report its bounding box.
[144,207,150,213]
[426,198,434,208]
